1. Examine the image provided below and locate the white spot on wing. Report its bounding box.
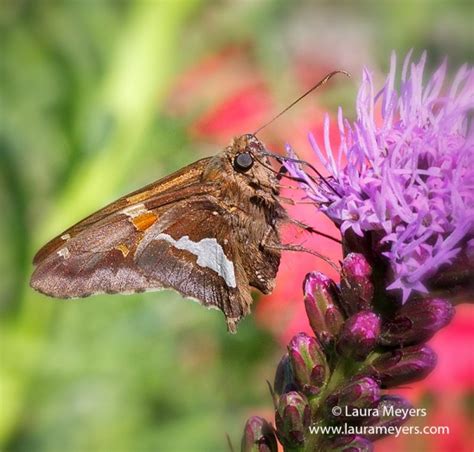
[156,234,237,288]
[57,247,70,259]
[121,203,148,218]
[61,233,71,240]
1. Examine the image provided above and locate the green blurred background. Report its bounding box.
[1,1,472,451]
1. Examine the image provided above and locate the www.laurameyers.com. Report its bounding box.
[309,405,450,438]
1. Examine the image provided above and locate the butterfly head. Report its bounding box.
[226,134,279,192]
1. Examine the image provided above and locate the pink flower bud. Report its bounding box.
[337,311,381,360]
[340,254,375,315]
[326,377,380,422]
[288,333,329,397]
[380,298,454,346]
[241,416,278,452]
[362,396,413,440]
[304,272,345,347]
[371,344,437,388]
[275,391,311,448]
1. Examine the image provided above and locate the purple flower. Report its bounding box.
[241,53,471,452]
[287,52,474,302]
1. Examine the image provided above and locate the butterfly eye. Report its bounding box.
[234,152,253,171]
[234,152,254,172]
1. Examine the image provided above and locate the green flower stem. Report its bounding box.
[0,1,201,443]
[304,358,364,452]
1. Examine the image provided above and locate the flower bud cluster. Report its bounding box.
[241,253,455,451]
[242,52,468,450]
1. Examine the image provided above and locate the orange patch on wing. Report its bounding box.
[131,212,158,231]
[115,244,130,258]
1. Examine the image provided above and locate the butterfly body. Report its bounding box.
[31,134,286,332]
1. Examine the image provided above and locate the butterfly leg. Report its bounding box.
[284,218,342,244]
[261,229,339,271]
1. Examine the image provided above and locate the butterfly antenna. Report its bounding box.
[253,70,350,136]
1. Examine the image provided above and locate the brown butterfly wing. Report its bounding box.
[32,157,212,265]
[30,196,251,332]
[135,198,252,332]
[30,158,212,296]
[30,157,253,331]
[30,213,154,297]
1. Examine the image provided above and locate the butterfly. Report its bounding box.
[30,72,344,333]
[30,134,294,332]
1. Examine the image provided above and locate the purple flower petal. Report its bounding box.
[287,52,474,301]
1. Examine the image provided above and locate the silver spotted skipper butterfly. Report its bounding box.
[30,72,345,333]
